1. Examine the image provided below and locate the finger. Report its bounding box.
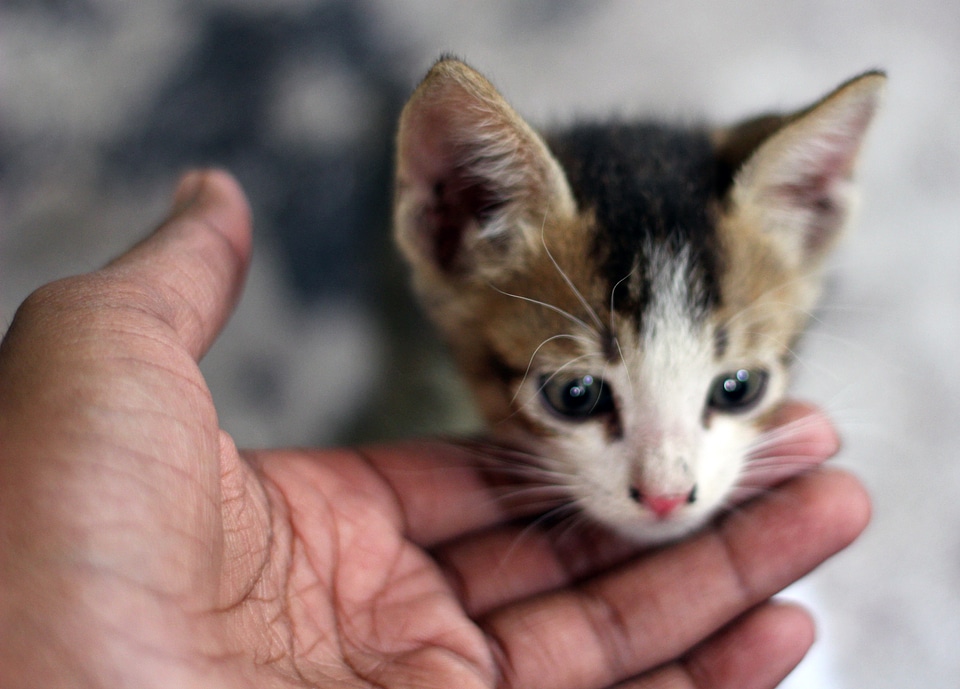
[434,521,637,618]
[103,168,253,360]
[283,442,634,617]
[479,468,869,689]
[355,441,515,546]
[680,602,814,689]
[617,602,814,689]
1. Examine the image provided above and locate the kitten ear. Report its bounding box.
[724,71,886,265]
[394,58,576,279]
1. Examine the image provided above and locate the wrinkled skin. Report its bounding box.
[0,170,869,689]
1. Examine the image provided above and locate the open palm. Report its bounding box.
[0,170,869,689]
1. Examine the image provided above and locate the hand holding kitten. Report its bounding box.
[0,170,868,688]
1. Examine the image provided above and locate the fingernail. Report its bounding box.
[171,170,206,212]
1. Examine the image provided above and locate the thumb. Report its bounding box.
[105,168,253,360]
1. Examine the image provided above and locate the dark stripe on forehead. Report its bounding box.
[547,122,725,321]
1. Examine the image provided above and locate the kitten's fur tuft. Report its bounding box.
[394,58,884,543]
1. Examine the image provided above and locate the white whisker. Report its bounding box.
[486,281,596,334]
[509,332,594,407]
[494,501,582,572]
[540,214,605,332]
[500,352,599,423]
[609,269,635,334]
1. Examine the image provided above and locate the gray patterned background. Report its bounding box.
[2,1,959,687]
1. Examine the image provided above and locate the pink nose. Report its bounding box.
[642,493,689,518]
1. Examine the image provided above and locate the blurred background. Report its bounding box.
[1,1,957,686]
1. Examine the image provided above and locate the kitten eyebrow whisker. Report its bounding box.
[608,269,635,334]
[539,212,606,333]
[510,333,593,407]
[486,282,596,334]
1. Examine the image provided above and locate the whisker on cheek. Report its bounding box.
[493,502,584,574]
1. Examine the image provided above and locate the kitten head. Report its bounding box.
[394,58,884,543]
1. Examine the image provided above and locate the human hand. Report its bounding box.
[0,170,869,688]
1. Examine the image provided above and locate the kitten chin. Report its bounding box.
[393,58,884,543]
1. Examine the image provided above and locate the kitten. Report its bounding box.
[393,58,883,544]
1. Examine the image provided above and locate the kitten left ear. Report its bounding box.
[726,71,886,264]
[393,58,576,281]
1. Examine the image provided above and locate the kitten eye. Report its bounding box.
[540,374,615,420]
[708,369,768,413]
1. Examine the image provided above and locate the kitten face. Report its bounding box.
[394,58,883,543]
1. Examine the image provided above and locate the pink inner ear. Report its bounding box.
[402,108,459,191]
[772,175,843,255]
[429,171,505,272]
[768,126,866,254]
[752,75,882,259]
[400,104,508,273]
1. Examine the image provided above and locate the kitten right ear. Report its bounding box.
[394,58,576,280]
[722,71,886,267]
